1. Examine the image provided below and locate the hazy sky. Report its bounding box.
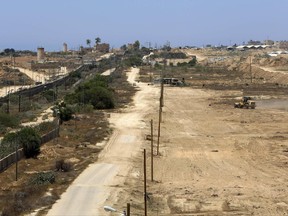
[1,0,287,51]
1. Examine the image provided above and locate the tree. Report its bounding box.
[0,112,20,129]
[124,55,142,67]
[95,37,101,45]
[133,40,140,50]
[86,86,115,109]
[52,101,74,124]
[4,48,15,54]
[86,39,91,47]
[2,127,41,159]
[65,75,115,109]
[120,44,127,51]
[18,127,41,158]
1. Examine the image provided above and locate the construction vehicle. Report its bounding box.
[234,96,256,109]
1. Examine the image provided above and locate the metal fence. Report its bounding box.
[0,127,59,173]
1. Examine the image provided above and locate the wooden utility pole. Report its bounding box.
[15,142,18,181]
[150,119,154,181]
[144,149,147,216]
[18,94,21,112]
[127,203,130,216]
[250,56,252,84]
[160,80,164,108]
[13,56,16,69]
[7,96,9,114]
[157,106,161,155]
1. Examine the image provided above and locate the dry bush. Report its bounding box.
[55,159,72,172]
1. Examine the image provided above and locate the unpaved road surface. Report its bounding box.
[48,67,288,215]
[47,68,159,216]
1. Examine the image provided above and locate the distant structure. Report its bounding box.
[247,40,262,45]
[263,40,274,46]
[95,43,110,53]
[63,43,68,52]
[37,47,45,62]
[127,43,134,50]
[276,41,288,49]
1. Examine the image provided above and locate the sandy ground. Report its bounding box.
[15,67,50,84]
[258,66,288,74]
[21,106,54,127]
[112,85,288,215]
[183,49,207,62]
[46,65,288,215]
[101,68,116,76]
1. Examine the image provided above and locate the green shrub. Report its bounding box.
[0,112,20,128]
[158,52,187,59]
[87,86,115,109]
[52,101,74,124]
[41,89,56,102]
[29,172,55,185]
[19,100,33,112]
[124,55,142,66]
[18,127,41,158]
[0,132,17,158]
[35,121,55,135]
[65,75,115,110]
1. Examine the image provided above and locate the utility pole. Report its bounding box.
[15,141,18,181]
[18,94,21,112]
[157,105,161,156]
[127,203,130,216]
[157,70,164,155]
[160,63,165,108]
[160,80,164,109]
[7,95,10,114]
[144,149,147,216]
[250,56,252,84]
[150,119,154,181]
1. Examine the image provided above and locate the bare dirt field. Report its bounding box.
[113,85,288,215]
[104,56,288,215]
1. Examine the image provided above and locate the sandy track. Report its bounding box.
[47,68,159,216]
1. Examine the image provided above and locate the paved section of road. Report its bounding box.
[101,68,116,76]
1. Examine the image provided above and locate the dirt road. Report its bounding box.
[47,68,159,216]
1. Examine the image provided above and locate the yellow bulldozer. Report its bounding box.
[234,96,256,109]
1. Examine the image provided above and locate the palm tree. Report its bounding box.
[86,39,91,47]
[95,37,101,45]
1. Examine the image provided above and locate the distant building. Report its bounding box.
[247,40,262,45]
[63,43,68,52]
[236,45,270,51]
[37,47,45,62]
[80,46,93,53]
[276,41,288,49]
[95,43,110,53]
[127,43,134,50]
[263,40,274,46]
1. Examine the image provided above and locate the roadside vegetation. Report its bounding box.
[0,52,137,215]
[65,75,115,109]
